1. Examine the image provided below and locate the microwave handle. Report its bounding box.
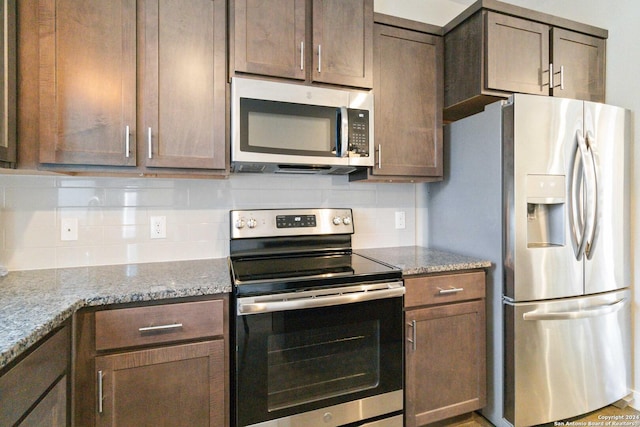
[337,107,349,157]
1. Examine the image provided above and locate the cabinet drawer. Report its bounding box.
[405,271,485,308]
[96,300,224,351]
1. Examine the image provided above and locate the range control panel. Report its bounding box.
[276,214,317,229]
[230,208,354,239]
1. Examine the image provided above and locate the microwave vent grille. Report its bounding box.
[234,164,268,173]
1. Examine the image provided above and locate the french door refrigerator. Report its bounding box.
[428,94,631,427]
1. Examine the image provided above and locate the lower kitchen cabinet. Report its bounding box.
[0,323,71,427]
[96,340,224,426]
[404,271,486,427]
[74,296,229,427]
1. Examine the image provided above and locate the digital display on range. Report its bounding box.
[276,214,316,228]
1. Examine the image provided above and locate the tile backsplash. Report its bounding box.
[0,173,423,271]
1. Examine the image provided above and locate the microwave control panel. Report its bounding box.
[348,109,370,157]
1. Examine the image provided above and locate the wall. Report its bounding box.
[0,173,419,271]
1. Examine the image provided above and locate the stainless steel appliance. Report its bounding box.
[231,77,374,174]
[428,94,631,426]
[228,208,404,427]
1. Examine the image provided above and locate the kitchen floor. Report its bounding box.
[432,405,640,426]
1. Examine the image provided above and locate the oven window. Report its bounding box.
[267,320,379,411]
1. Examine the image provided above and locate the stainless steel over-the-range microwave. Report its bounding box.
[231,77,374,174]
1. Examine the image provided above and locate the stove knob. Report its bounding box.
[332,216,343,225]
[235,219,245,229]
[342,216,352,225]
[247,218,257,229]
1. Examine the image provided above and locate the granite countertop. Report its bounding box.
[0,247,491,371]
[0,258,231,370]
[357,246,492,275]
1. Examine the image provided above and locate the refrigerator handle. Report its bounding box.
[569,131,588,260]
[584,131,600,260]
[522,298,627,321]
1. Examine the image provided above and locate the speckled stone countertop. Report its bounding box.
[0,247,490,372]
[0,258,231,370]
[357,246,492,276]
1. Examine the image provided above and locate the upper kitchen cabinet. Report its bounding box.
[37,0,227,175]
[443,0,607,121]
[350,14,443,183]
[230,0,306,80]
[230,0,373,89]
[140,0,227,172]
[0,0,16,168]
[551,27,606,102]
[39,0,137,167]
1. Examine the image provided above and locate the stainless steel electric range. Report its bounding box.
[228,208,404,427]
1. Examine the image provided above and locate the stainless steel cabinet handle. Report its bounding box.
[407,320,417,351]
[377,144,382,169]
[550,63,565,90]
[138,323,183,332]
[300,42,304,71]
[125,125,130,158]
[437,286,464,294]
[97,370,104,414]
[318,44,322,73]
[147,127,153,159]
[523,299,626,321]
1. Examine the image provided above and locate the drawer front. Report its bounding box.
[96,299,224,351]
[405,271,485,308]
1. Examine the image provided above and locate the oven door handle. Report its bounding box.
[237,286,405,315]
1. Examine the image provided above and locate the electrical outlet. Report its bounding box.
[61,218,78,241]
[395,211,406,230]
[150,216,167,239]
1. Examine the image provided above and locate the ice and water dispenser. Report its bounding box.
[526,175,565,248]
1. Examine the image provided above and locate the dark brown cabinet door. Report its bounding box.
[360,23,442,179]
[19,377,67,427]
[96,340,224,427]
[232,0,306,80]
[405,300,486,427]
[39,0,137,166]
[311,0,373,88]
[486,12,550,96]
[141,0,227,170]
[0,0,16,168]
[0,325,70,427]
[551,28,605,102]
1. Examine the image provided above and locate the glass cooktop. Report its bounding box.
[230,252,401,296]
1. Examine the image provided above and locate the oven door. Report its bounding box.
[234,283,404,427]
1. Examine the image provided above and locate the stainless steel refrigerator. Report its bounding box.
[427,94,631,427]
